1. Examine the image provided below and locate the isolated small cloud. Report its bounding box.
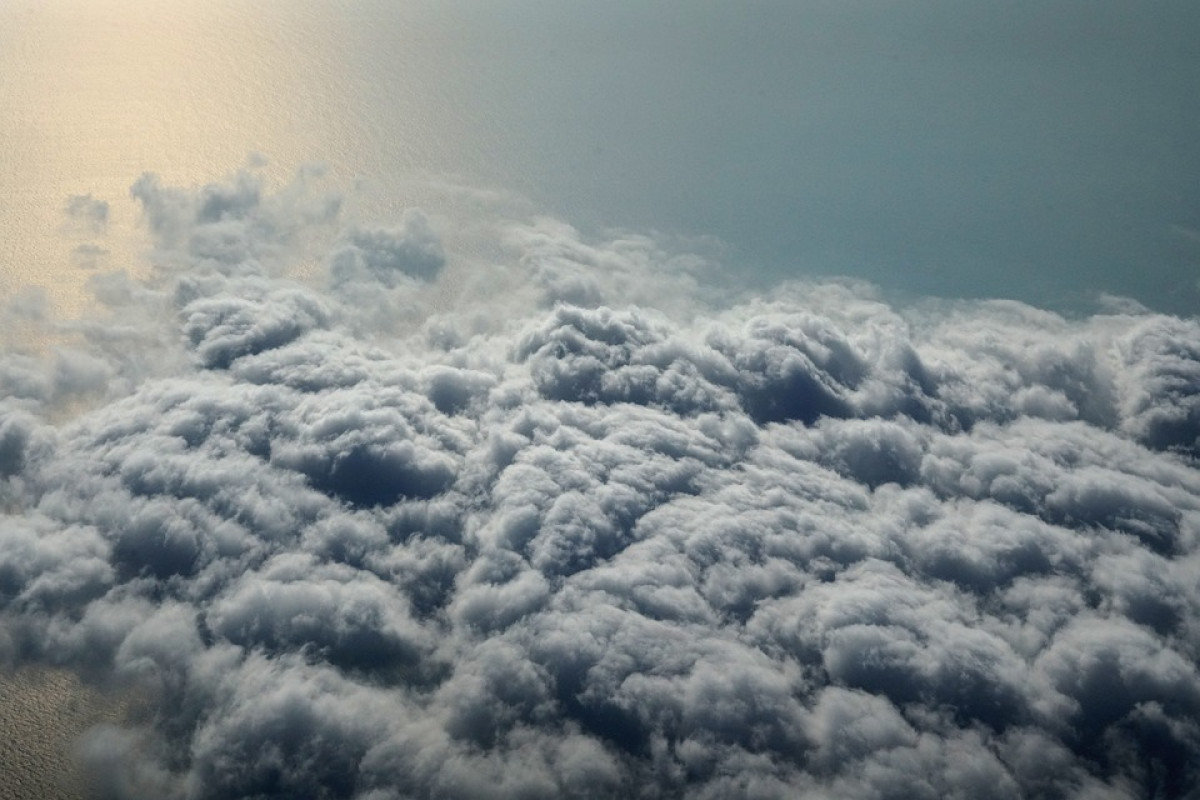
[72,243,110,271]
[64,194,110,233]
[1,169,1198,798]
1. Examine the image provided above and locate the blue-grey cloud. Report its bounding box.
[2,170,1198,799]
[64,195,110,234]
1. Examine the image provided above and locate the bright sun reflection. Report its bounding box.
[0,0,364,315]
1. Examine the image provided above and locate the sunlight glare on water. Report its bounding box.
[0,0,476,315]
[2,2,1199,316]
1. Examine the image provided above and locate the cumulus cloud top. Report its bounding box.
[2,170,1199,799]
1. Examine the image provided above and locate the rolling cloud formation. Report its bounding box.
[1,171,1199,799]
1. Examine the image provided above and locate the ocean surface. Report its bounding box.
[2,0,1199,316]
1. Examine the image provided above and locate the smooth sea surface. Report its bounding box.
[2,0,1199,316]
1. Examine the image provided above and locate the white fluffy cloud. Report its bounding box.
[1,169,1198,799]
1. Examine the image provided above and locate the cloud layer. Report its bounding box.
[2,170,1199,799]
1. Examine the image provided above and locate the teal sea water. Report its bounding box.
[1,0,1198,316]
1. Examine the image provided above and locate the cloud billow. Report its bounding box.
[1,170,1198,799]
